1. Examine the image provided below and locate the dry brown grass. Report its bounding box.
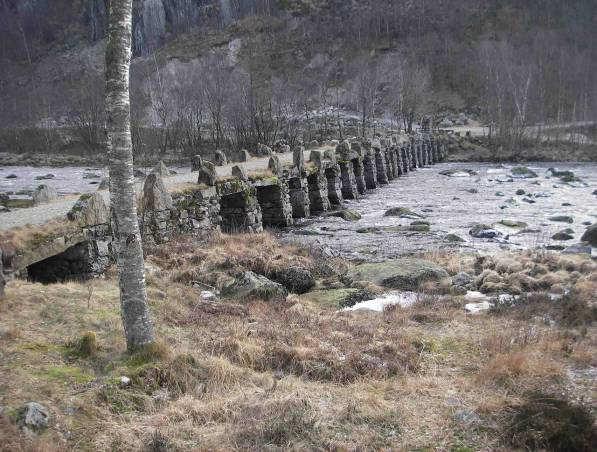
[0,219,80,258]
[0,235,595,450]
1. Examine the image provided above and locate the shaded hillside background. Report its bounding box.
[1,0,596,158]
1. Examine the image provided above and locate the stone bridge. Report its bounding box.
[0,133,447,286]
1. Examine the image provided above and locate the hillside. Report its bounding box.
[0,0,596,157]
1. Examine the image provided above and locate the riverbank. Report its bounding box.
[0,232,595,450]
[446,135,597,163]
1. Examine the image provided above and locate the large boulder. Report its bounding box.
[32,184,58,205]
[67,192,110,226]
[510,166,538,178]
[221,271,287,301]
[197,161,217,186]
[383,207,422,219]
[16,402,50,433]
[214,150,228,166]
[270,266,315,294]
[346,259,448,290]
[328,209,361,221]
[469,223,502,239]
[581,223,597,247]
[141,173,173,212]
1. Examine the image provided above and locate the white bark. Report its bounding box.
[106,0,155,350]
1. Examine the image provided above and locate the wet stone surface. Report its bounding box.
[281,162,597,261]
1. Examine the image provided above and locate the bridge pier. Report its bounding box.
[325,165,343,206]
[307,169,330,213]
[375,147,389,184]
[363,150,377,189]
[218,180,263,233]
[288,174,311,219]
[352,158,367,195]
[339,160,359,199]
[254,178,294,228]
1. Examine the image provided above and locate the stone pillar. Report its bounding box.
[255,179,294,227]
[173,187,221,236]
[339,161,359,199]
[409,141,417,169]
[288,176,310,219]
[395,147,404,176]
[139,173,174,245]
[191,155,203,172]
[218,182,263,233]
[375,148,389,184]
[351,158,367,194]
[325,166,343,205]
[363,151,377,189]
[293,146,305,172]
[400,146,409,173]
[307,169,330,213]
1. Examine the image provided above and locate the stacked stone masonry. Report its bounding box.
[0,134,448,287]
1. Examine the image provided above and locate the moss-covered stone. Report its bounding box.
[346,259,448,290]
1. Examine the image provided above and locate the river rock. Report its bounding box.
[409,221,430,232]
[231,165,248,181]
[562,244,592,255]
[270,266,315,294]
[16,402,50,433]
[67,192,109,226]
[495,191,505,197]
[83,172,101,179]
[328,209,361,221]
[221,271,287,301]
[552,228,574,241]
[510,166,538,178]
[581,223,597,246]
[515,189,526,195]
[197,161,217,186]
[32,184,58,205]
[346,259,448,290]
[522,197,536,204]
[469,224,502,239]
[5,174,17,179]
[191,155,203,171]
[214,150,228,166]
[383,207,422,219]
[439,168,477,177]
[445,233,465,242]
[34,173,55,180]
[499,219,528,228]
[141,173,173,212]
[152,161,171,177]
[548,215,573,223]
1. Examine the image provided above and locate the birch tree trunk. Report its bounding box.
[106,0,155,351]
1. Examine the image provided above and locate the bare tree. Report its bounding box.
[106,0,155,351]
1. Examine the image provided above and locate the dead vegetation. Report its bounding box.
[0,233,595,450]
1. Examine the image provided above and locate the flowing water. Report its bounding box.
[282,162,597,260]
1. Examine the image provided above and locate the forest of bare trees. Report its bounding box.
[0,0,595,157]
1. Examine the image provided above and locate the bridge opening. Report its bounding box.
[26,241,104,284]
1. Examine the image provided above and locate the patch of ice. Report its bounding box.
[465,301,492,313]
[343,291,418,312]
